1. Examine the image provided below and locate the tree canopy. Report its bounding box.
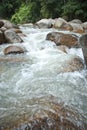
[0,0,87,23]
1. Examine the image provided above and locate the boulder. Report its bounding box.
[0,30,6,44]
[69,23,84,33]
[79,34,87,67]
[46,32,79,48]
[53,17,73,31]
[0,19,14,29]
[69,19,82,24]
[82,22,87,32]
[4,45,25,55]
[36,18,55,28]
[4,29,23,43]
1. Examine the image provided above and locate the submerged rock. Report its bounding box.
[46,32,79,48]
[4,45,25,55]
[57,45,69,53]
[0,96,86,130]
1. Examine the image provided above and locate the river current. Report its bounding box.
[0,26,87,129]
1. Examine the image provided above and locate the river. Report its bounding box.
[0,26,87,130]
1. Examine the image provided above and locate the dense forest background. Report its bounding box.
[0,0,87,24]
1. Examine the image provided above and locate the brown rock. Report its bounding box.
[4,45,25,55]
[64,57,84,72]
[0,57,27,62]
[46,32,79,48]
[73,29,85,34]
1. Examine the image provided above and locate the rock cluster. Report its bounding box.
[36,17,87,33]
[0,19,26,58]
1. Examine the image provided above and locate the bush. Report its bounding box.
[11,2,41,24]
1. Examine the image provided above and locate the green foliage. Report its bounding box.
[62,0,86,21]
[0,0,87,23]
[11,2,41,24]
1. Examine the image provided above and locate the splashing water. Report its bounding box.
[0,26,87,129]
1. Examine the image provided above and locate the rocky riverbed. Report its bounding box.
[0,18,87,130]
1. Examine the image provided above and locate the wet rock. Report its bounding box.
[46,32,79,48]
[4,29,23,43]
[36,18,55,28]
[4,45,25,55]
[79,34,87,66]
[0,96,86,130]
[53,18,73,31]
[0,57,27,62]
[63,57,84,72]
[0,30,6,44]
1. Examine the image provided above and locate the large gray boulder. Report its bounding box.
[4,29,23,43]
[53,17,73,31]
[36,18,55,28]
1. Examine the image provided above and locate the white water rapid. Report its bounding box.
[0,26,87,129]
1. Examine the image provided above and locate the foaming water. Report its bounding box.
[0,26,87,129]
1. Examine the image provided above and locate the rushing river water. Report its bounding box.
[0,26,87,129]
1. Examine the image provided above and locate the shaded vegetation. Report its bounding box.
[0,0,87,23]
